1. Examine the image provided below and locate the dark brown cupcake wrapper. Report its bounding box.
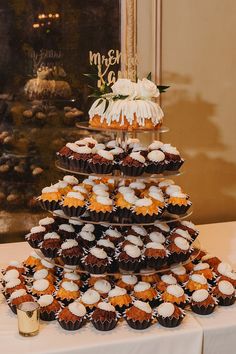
[146,162,166,174]
[165,159,184,171]
[133,212,162,224]
[120,165,146,177]
[126,318,152,330]
[55,297,75,306]
[116,207,133,221]
[191,303,216,315]
[40,310,57,321]
[40,247,59,259]
[56,156,70,169]
[167,204,191,215]
[69,158,90,173]
[8,303,17,314]
[62,205,86,218]
[89,210,113,222]
[91,318,118,331]
[89,162,114,175]
[26,239,41,249]
[83,263,108,275]
[217,296,235,306]
[168,251,191,264]
[157,314,184,327]
[60,255,81,266]
[145,256,167,270]
[38,199,61,212]
[119,259,141,272]
[58,318,86,330]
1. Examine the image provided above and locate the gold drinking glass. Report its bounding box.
[17,302,40,337]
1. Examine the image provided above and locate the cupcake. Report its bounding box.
[93,279,112,298]
[62,192,86,217]
[167,192,192,215]
[127,225,148,238]
[91,302,118,331]
[176,220,199,240]
[167,237,192,263]
[63,175,79,188]
[115,189,137,220]
[133,281,159,307]
[57,301,87,330]
[23,251,42,275]
[212,280,235,306]
[68,219,84,233]
[192,263,216,284]
[25,226,46,249]
[80,289,101,312]
[1,269,24,287]
[56,281,80,305]
[40,232,61,258]
[39,217,57,232]
[82,247,109,274]
[58,224,76,240]
[108,286,132,312]
[88,195,114,222]
[132,197,162,223]
[9,289,35,314]
[96,239,115,256]
[109,146,124,164]
[146,150,166,174]
[145,231,166,245]
[156,274,177,292]
[38,294,61,321]
[38,186,61,211]
[4,278,27,299]
[31,279,55,298]
[147,188,165,213]
[33,268,56,284]
[116,275,138,292]
[56,143,75,168]
[120,152,146,177]
[125,300,153,330]
[118,244,142,272]
[77,231,96,249]
[61,272,82,288]
[160,144,184,171]
[90,149,114,174]
[191,289,216,315]
[144,242,169,269]
[103,228,123,245]
[185,274,208,295]
[151,221,171,237]
[161,284,188,308]
[69,145,92,173]
[215,262,233,277]
[59,239,83,266]
[156,302,185,327]
[170,265,189,284]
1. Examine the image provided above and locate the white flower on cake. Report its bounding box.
[111,78,137,97]
[136,78,160,99]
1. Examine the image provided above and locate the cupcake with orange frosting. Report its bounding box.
[191,289,216,315]
[167,191,192,215]
[62,191,86,217]
[57,301,87,330]
[161,284,188,308]
[212,280,235,306]
[156,302,185,327]
[133,281,159,307]
[132,197,162,223]
[125,300,153,330]
[38,294,61,321]
[56,281,80,305]
[88,195,114,222]
[38,186,62,211]
[108,286,132,313]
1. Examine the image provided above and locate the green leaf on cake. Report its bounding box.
[157,85,170,93]
[147,72,152,80]
[103,99,110,113]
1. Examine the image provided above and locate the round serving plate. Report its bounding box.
[34,239,201,276]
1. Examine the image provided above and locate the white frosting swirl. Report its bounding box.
[171,265,186,276]
[90,247,107,259]
[105,229,121,238]
[174,228,192,241]
[97,149,114,161]
[10,289,27,301]
[123,193,138,204]
[108,286,127,297]
[126,235,143,247]
[59,224,75,232]
[154,221,170,233]
[38,295,54,307]
[94,279,111,293]
[135,198,152,207]
[97,239,115,249]
[64,272,80,281]
[180,220,198,231]
[30,226,46,234]
[5,278,21,289]
[129,182,146,190]
[147,150,165,162]
[39,217,54,226]
[42,186,58,194]
[161,144,180,155]
[174,237,190,251]
[193,263,210,271]
[121,275,137,285]
[146,242,165,250]
[148,140,164,150]
[93,184,109,192]
[161,274,177,285]
[68,302,86,317]
[97,302,116,312]
[3,269,20,282]
[61,281,79,292]
[133,300,152,314]
[218,280,235,295]
[190,274,207,285]
[130,225,147,236]
[73,186,88,194]
[149,232,165,244]
[217,262,232,275]
[61,239,78,250]
[33,269,49,280]
[134,281,151,292]
[96,196,113,206]
[82,224,95,233]
[66,191,84,201]
[129,152,145,163]
[192,289,209,302]
[157,302,175,317]
[33,279,49,292]
[124,244,141,258]
[44,232,60,240]
[166,285,184,297]
[80,231,95,242]
[81,289,100,304]
[63,175,79,185]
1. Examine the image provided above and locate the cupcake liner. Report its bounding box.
[69,157,90,173]
[89,162,114,175]
[165,159,184,171]
[217,296,235,306]
[148,297,161,308]
[169,251,191,264]
[40,310,57,321]
[40,247,59,259]
[145,162,166,175]
[91,318,118,331]
[56,156,70,169]
[191,303,216,315]
[38,199,60,212]
[167,203,191,215]
[55,297,75,306]
[120,165,146,177]
[60,255,81,266]
[115,304,130,314]
[145,256,167,270]
[26,238,41,249]
[24,265,36,277]
[9,303,17,314]
[116,207,133,222]
[83,263,108,275]
[119,258,141,272]
[126,318,152,330]
[133,212,161,224]
[58,318,85,330]
[157,314,184,328]
[89,210,113,222]
[62,205,86,218]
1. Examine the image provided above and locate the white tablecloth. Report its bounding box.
[0,221,236,354]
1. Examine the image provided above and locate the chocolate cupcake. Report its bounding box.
[118,244,142,272]
[145,231,166,245]
[58,224,76,240]
[151,221,171,237]
[82,247,109,274]
[120,152,146,177]
[156,302,185,327]
[90,149,114,174]
[103,228,123,245]
[144,242,169,269]
[68,219,84,233]
[56,143,75,168]
[77,230,96,249]
[168,228,193,244]
[96,239,115,256]
[146,150,166,174]
[167,237,192,263]
[125,300,153,330]
[38,294,61,321]
[62,191,86,218]
[160,144,184,171]
[91,302,118,331]
[175,220,199,240]
[25,226,46,249]
[148,140,164,151]
[59,239,83,266]
[39,217,57,232]
[109,146,124,164]
[40,232,61,258]
[212,280,235,306]
[69,145,92,173]
[57,302,87,330]
[191,289,216,315]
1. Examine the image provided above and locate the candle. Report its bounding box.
[17,302,40,337]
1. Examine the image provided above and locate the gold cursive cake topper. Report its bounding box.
[89,49,138,88]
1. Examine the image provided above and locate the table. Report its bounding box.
[0,221,236,354]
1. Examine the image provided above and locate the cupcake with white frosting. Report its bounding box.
[133,281,159,307]
[37,185,61,211]
[25,225,46,249]
[91,302,118,331]
[80,289,101,312]
[39,217,57,232]
[38,294,61,321]
[40,232,61,258]
[125,300,153,330]
[116,275,138,292]
[77,230,96,249]
[175,220,199,239]
[144,242,169,269]
[120,151,146,176]
[108,286,132,312]
[156,302,185,327]
[82,247,109,274]
[69,145,93,173]
[90,149,114,174]
[212,280,236,306]
[61,191,86,217]
[191,289,216,315]
[103,228,123,245]
[56,281,80,305]
[57,301,87,330]
[88,194,114,222]
[132,197,163,223]
[167,191,192,215]
[31,278,56,298]
[93,279,112,298]
[167,236,192,263]
[59,239,83,266]
[151,221,170,237]
[115,188,137,221]
[160,143,184,171]
[58,224,76,240]
[161,284,188,308]
[146,149,166,174]
[8,289,35,314]
[118,244,142,272]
